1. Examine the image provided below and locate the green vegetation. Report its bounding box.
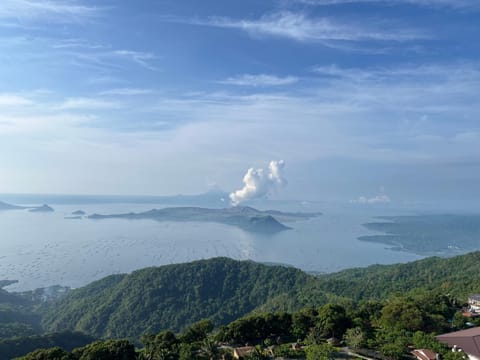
[4,252,480,358]
[360,214,480,255]
[33,252,480,341]
[0,288,41,338]
[41,258,311,339]
[0,331,95,359]
[15,292,463,360]
[310,251,480,302]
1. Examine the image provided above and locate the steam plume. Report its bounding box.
[230,160,287,206]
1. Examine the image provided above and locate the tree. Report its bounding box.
[199,338,220,360]
[180,319,214,343]
[380,297,425,332]
[178,343,195,360]
[344,327,366,350]
[73,340,137,360]
[376,329,409,360]
[452,312,467,330]
[16,347,75,360]
[305,343,336,360]
[291,308,317,340]
[316,304,350,339]
[412,331,445,353]
[141,331,178,360]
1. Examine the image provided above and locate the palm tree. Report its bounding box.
[200,337,220,360]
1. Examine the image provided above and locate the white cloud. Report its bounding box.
[0,94,33,106]
[296,0,480,9]
[230,160,287,205]
[59,97,121,110]
[220,74,299,87]
[0,0,100,22]
[98,88,154,96]
[112,50,158,71]
[193,12,427,43]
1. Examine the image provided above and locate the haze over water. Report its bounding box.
[0,196,423,292]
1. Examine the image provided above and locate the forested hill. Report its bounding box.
[311,251,480,301]
[34,252,480,341]
[41,258,311,339]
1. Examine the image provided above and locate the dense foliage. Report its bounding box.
[16,291,465,360]
[41,258,311,339]
[18,252,480,341]
[0,331,95,359]
[311,251,480,302]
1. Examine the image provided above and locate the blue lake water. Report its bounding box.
[0,199,423,291]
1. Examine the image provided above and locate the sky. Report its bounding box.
[0,0,479,207]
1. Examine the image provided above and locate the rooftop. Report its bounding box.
[436,327,480,358]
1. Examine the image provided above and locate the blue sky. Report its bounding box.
[0,0,479,207]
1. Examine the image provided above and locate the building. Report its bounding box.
[412,349,438,360]
[436,327,480,360]
[469,296,480,314]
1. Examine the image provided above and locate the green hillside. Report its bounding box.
[9,252,480,343]
[312,251,480,301]
[41,258,311,339]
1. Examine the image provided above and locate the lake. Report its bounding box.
[0,197,422,291]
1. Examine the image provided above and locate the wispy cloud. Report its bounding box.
[188,12,427,43]
[295,0,480,10]
[112,50,158,71]
[98,88,154,96]
[0,36,159,73]
[219,74,299,87]
[59,97,121,110]
[0,0,101,22]
[52,38,106,50]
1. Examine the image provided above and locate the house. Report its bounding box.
[233,346,255,359]
[436,327,480,360]
[469,296,480,314]
[412,349,438,360]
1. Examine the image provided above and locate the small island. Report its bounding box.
[29,204,54,213]
[88,206,320,233]
[72,210,86,216]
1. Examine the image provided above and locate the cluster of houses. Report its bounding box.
[413,295,480,360]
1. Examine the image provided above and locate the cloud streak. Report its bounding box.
[189,12,428,43]
[296,0,480,10]
[0,0,100,22]
[219,74,299,87]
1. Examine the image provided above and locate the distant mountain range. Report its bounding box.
[87,206,321,233]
